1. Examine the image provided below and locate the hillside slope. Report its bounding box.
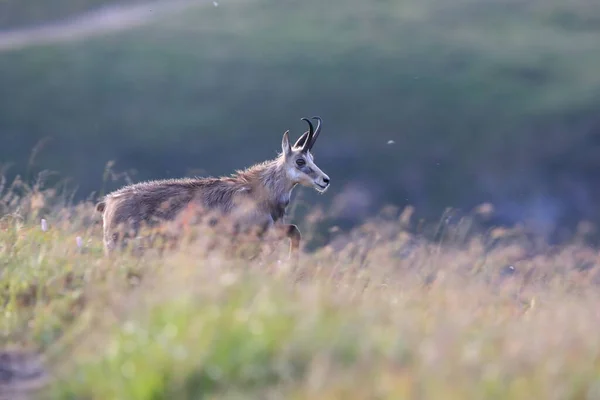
[1,0,600,236]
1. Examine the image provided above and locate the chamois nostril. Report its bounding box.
[323,177,330,184]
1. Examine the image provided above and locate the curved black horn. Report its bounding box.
[308,116,322,150]
[299,117,314,152]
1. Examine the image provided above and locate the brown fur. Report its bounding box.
[96,123,330,258]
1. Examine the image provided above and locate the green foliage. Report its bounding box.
[55,286,364,399]
[5,2,600,397]
[2,182,600,399]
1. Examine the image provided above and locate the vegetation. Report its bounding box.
[2,174,600,399]
[3,1,600,398]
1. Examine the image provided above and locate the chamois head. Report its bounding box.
[281,116,330,193]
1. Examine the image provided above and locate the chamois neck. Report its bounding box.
[233,156,295,204]
[257,157,295,203]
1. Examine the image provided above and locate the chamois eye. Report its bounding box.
[296,158,306,167]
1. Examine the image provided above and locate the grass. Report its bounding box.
[2,175,600,399]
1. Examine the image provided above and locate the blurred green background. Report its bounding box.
[1,0,600,240]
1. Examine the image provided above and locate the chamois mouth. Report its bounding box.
[314,182,329,193]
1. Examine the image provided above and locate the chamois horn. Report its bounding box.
[308,116,322,151]
[298,117,315,152]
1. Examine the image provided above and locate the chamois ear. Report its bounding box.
[281,130,292,155]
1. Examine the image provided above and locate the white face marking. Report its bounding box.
[286,146,330,192]
[287,166,303,182]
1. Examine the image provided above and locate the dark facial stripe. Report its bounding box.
[298,165,315,175]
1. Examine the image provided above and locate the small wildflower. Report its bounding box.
[40,219,48,232]
[76,236,83,248]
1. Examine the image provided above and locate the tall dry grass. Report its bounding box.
[2,172,600,399]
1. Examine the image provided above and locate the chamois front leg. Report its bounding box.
[285,224,301,256]
[272,223,301,260]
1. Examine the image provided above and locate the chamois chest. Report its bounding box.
[269,196,290,222]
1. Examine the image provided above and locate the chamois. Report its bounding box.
[95,116,331,258]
